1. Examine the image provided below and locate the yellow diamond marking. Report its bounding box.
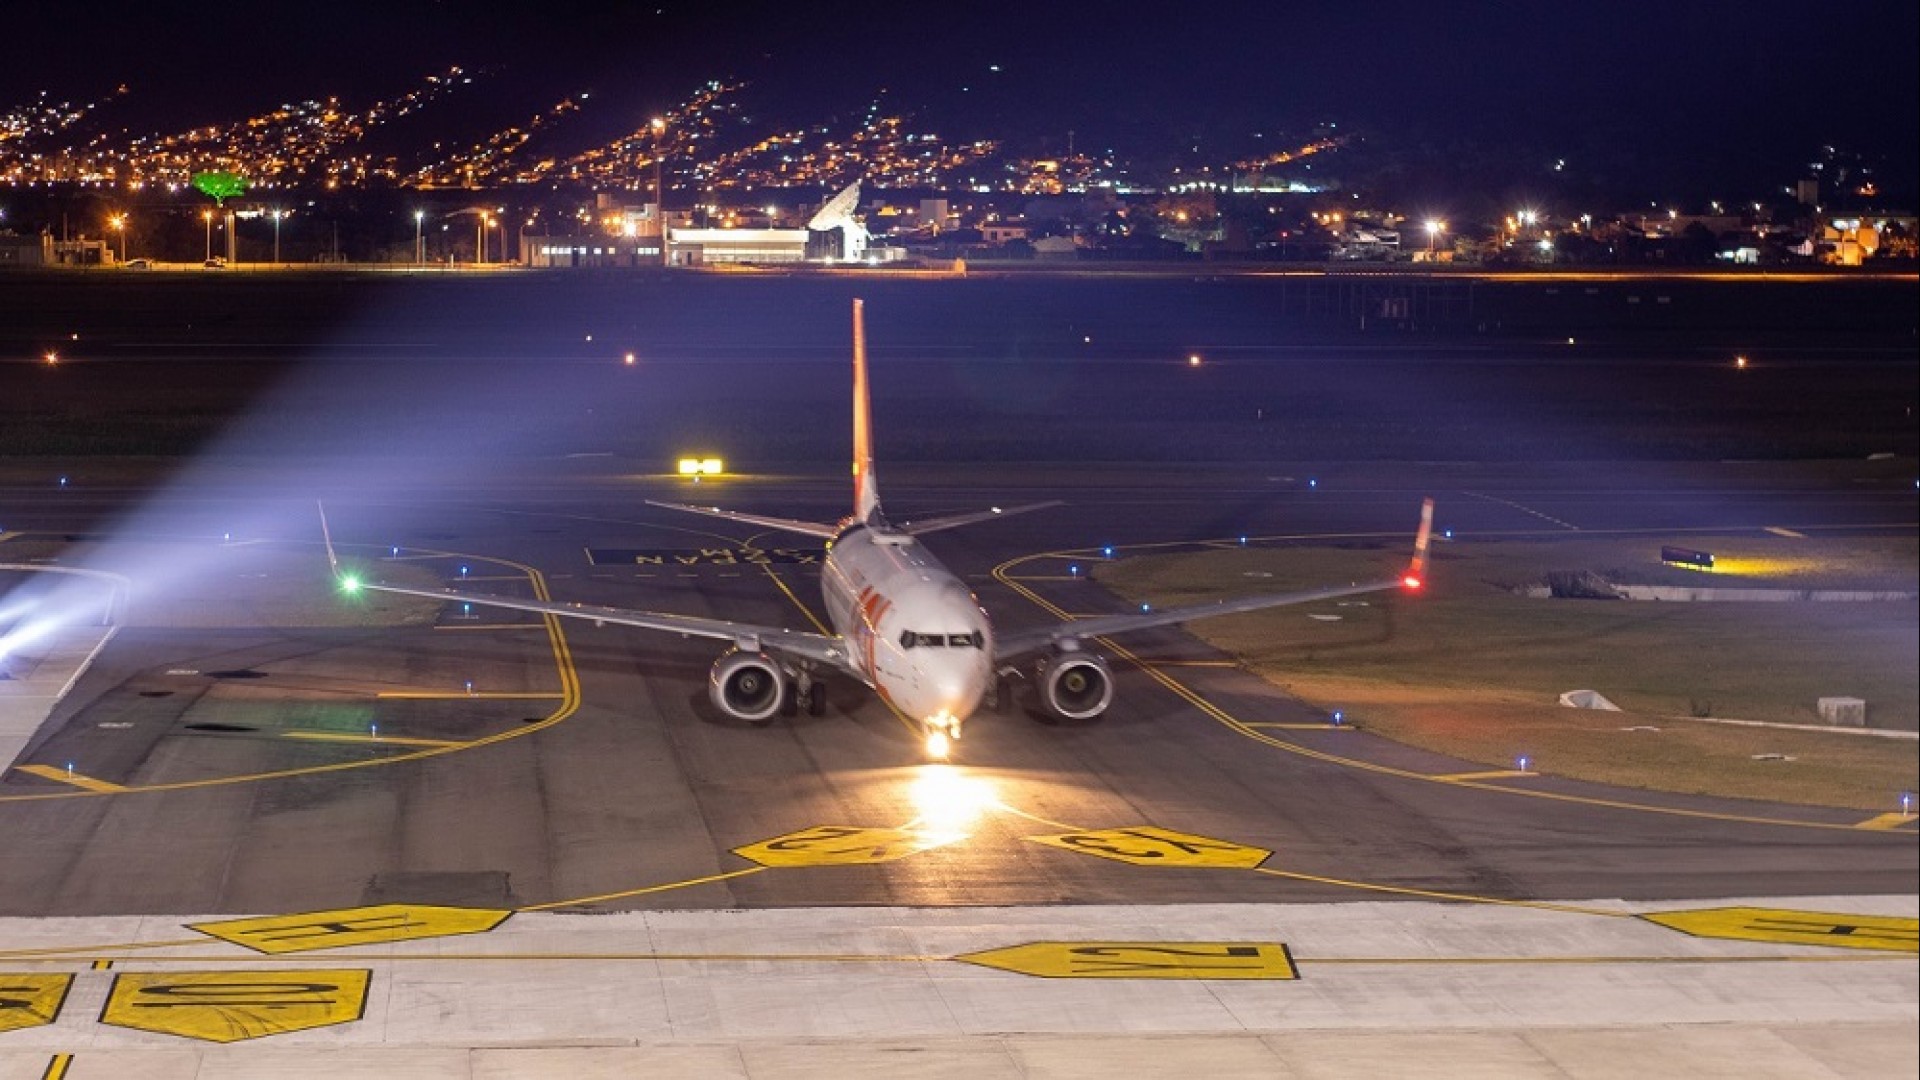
[0,974,72,1033]
[959,941,1298,980]
[1642,907,1919,953]
[733,825,958,867]
[100,970,370,1043]
[191,904,511,955]
[1025,825,1271,869]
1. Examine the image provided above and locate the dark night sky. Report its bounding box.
[10,2,1917,198]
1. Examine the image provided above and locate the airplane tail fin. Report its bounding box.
[851,298,881,523]
[1403,498,1435,589]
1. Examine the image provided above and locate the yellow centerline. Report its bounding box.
[373,691,564,700]
[0,548,580,803]
[12,766,126,793]
[281,731,465,749]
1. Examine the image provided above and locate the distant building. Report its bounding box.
[667,228,810,266]
[981,221,1029,245]
[0,233,53,266]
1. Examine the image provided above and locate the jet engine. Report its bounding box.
[710,649,787,723]
[1037,650,1114,721]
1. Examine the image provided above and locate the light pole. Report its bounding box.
[651,117,667,267]
[271,209,283,265]
[478,214,491,265]
[202,210,213,262]
[109,214,126,263]
[1424,219,1445,257]
[414,209,424,265]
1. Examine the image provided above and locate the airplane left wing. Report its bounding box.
[347,578,850,669]
[318,502,848,670]
[993,498,1432,662]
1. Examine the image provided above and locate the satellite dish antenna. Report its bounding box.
[806,180,869,261]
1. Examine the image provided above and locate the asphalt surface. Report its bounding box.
[2,458,1914,917]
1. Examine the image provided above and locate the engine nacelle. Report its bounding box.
[1037,650,1114,721]
[710,649,787,722]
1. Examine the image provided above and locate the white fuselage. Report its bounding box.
[820,524,992,727]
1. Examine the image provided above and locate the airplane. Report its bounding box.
[323,298,1432,759]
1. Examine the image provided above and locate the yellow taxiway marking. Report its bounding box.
[12,765,126,793]
[373,691,564,700]
[101,970,370,1043]
[0,974,71,1034]
[192,905,511,955]
[0,547,580,804]
[281,731,465,749]
[990,543,1919,835]
[1245,721,1348,730]
[1027,826,1271,869]
[517,866,769,912]
[40,1056,72,1080]
[447,574,529,582]
[1433,769,1536,782]
[1854,812,1916,830]
[1642,907,1919,953]
[960,941,1297,980]
[0,531,22,544]
[1140,659,1239,668]
[735,825,960,867]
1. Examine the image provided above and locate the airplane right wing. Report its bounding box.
[992,498,1433,662]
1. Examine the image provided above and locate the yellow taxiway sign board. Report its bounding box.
[100,970,370,1042]
[0,974,73,1033]
[959,942,1298,980]
[1025,825,1271,869]
[191,905,512,955]
[1642,907,1919,953]
[733,825,957,867]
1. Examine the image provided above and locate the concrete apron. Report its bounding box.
[0,897,1913,1078]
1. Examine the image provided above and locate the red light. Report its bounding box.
[1402,575,1423,589]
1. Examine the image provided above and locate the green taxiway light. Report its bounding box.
[341,575,361,593]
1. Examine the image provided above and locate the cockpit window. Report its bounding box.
[899,631,983,649]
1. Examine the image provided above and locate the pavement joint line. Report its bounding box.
[991,544,1913,835]
[1459,490,1580,530]
[281,731,466,748]
[0,531,21,543]
[432,623,543,631]
[0,949,1903,966]
[1246,866,1630,918]
[11,765,126,793]
[1854,812,1918,830]
[1765,526,1809,538]
[0,545,582,803]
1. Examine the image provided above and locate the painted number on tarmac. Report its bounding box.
[733,825,958,867]
[190,904,512,955]
[1642,907,1919,953]
[0,974,73,1033]
[99,970,371,1043]
[959,942,1298,980]
[1025,825,1271,869]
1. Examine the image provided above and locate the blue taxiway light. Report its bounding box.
[1517,755,1532,772]
[1331,710,1344,725]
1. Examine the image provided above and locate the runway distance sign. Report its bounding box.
[1642,907,1918,953]
[959,942,1298,980]
[587,547,824,566]
[0,974,72,1033]
[1025,825,1272,869]
[99,970,370,1042]
[733,825,958,867]
[191,904,512,955]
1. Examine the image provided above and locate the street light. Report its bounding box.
[479,214,493,265]
[108,213,126,263]
[651,116,668,267]
[202,209,213,262]
[271,209,284,265]
[414,209,425,265]
[1424,219,1445,255]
